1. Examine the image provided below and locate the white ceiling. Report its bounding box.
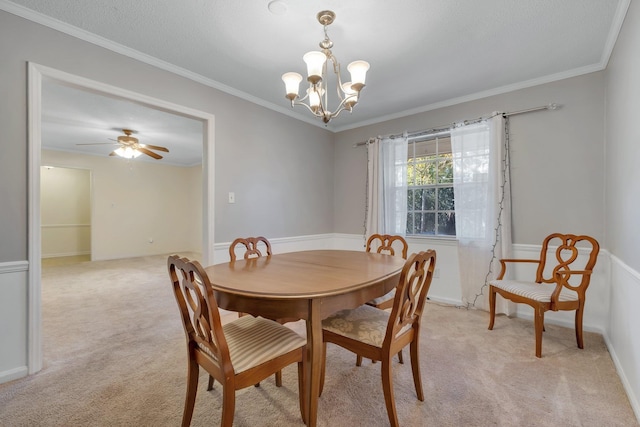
[41,81,205,166]
[1,0,630,165]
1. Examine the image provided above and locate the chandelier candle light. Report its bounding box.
[282,10,370,124]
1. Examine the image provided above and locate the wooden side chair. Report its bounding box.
[228,236,287,387]
[229,236,272,261]
[320,250,437,427]
[359,233,409,365]
[168,255,307,427]
[488,233,600,358]
[364,234,409,310]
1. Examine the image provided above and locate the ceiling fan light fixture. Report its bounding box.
[114,146,143,159]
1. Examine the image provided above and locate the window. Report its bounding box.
[406,133,456,236]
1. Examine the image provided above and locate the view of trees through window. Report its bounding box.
[406,134,456,236]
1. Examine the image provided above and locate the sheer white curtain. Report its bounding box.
[365,135,408,237]
[451,115,513,313]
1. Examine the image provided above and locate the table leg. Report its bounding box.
[305,300,322,427]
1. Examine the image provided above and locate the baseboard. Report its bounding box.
[41,251,91,259]
[603,332,640,423]
[427,295,463,307]
[0,366,28,384]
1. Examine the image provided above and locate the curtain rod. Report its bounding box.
[353,103,558,147]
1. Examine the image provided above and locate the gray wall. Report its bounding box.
[0,10,334,262]
[0,10,333,377]
[333,72,606,246]
[605,1,640,273]
[604,1,640,413]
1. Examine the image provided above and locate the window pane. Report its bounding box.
[438,187,455,210]
[406,213,415,234]
[438,212,456,235]
[437,137,452,154]
[414,162,436,185]
[437,155,454,184]
[407,159,416,185]
[412,188,421,210]
[411,139,436,157]
[407,189,414,210]
[415,212,435,235]
[416,188,435,210]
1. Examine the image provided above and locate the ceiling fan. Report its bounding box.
[77,129,169,160]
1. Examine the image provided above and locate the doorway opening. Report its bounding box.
[28,63,215,374]
[40,165,92,264]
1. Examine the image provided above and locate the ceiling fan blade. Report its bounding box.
[142,144,169,152]
[138,147,163,159]
[76,142,119,146]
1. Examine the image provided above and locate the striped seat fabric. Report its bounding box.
[490,280,578,302]
[199,314,305,374]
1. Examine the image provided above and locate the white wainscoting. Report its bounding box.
[0,260,29,384]
[605,255,640,421]
[41,223,91,258]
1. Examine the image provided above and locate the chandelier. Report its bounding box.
[282,10,370,124]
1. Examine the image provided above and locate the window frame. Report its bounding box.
[405,132,456,239]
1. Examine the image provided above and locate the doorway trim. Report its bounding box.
[27,62,215,374]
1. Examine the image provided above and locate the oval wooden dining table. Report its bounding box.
[204,249,405,427]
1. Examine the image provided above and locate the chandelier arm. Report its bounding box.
[292,99,325,118]
[327,97,352,119]
[320,60,330,117]
[324,52,346,101]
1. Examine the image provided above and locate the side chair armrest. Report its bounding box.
[554,269,593,277]
[550,269,594,309]
[496,258,540,280]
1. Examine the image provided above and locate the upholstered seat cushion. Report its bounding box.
[199,315,305,374]
[490,280,578,302]
[322,304,410,347]
[368,289,395,306]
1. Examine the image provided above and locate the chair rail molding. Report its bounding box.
[0,260,29,274]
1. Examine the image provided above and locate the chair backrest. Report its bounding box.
[535,233,600,292]
[168,255,231,371]
[366,234,409,259]
[229,236,273,261]
[385,250,436,344]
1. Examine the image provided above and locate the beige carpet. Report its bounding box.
[0,254,637,427]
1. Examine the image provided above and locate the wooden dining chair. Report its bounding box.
[364,234,409,310]
[488,233,600,358]
[227,236,285,387]
[168,255,307,427]
[320,250,436,427]
[358,233,409,365]
[229,236,272,261]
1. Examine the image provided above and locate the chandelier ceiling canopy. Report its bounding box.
[282,10,370,124]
